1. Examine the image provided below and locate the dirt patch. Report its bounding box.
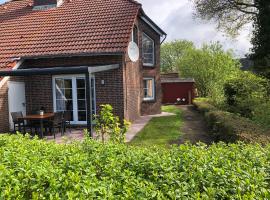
[173,105,214,145]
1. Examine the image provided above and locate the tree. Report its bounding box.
[191,0,257,36]
[160,40,194,73]
[177,42,240,103]
[251,0,270,78]
[191,0,270,79]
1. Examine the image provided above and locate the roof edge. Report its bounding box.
[140,9,167,36]
[128,0,141,6]
[21,52,125,60]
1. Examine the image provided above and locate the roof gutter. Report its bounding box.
[0,64,120,77]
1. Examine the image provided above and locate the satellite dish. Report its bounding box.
[128,41,139,62]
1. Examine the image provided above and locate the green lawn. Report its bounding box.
[129,105,182,146]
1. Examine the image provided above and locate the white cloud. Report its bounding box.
[138,0,252,57]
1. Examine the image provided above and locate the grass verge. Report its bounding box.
[129,105,182,146]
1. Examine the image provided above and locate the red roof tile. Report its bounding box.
[0,0,141,69]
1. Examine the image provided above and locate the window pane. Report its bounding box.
[77,89,86,99]
[78,100,86,110]
[55,79,64,88]
[77,79,85,88]
[56,100,65,111]
[143,79,154,99]
[56,88,64,99]
[142,34,154,65]
[65,100,73,111]
[64,79,72,88]
[78,111,86,121]
[65,89,72,99]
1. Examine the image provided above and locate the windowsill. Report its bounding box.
[143,66,156,69]
[143,98,156,103]
[143,64,155,67]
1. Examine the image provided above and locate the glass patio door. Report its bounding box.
[53,75,96,124]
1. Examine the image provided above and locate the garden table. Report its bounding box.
[19,113,55,138]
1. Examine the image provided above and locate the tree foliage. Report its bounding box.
[191,0,257,36]
[191,0,270,79]
[251,0,270,78]
[223,71,269,118]
[177,42,240,102]
[160,40,194,73]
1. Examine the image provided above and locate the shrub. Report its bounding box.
[193,98,217,113]
[95,104,130,143]
[205,110,270,144]
[177,42,240,103]
[252,101,270,129]
[1,134,270,199]
[194,98,270,144]
[224,72,269,118]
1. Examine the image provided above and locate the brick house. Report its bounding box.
[0,0,166,133]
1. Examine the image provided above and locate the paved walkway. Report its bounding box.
[45,112,175,143]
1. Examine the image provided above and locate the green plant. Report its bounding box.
[252,101,270,130]
[194,98,270,144]
[177,42,240,103]
[161,40,194,72]
[1,134,270,199]
[224,71,269,118]
[95,104,130,143]
[193,98,217,113]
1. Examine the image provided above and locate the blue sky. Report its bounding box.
[1,0,251,57]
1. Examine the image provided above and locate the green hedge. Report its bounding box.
[0,134,270,199]
[193,98,217,113]
[194,98,270,144]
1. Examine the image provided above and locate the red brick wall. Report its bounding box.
[139,19,162,115]
[123,55,141,121]
[123,18,162,120]
[0,80,10,132]
[95,68,124,119]
[25,75,53,114]
[22,55,125,119]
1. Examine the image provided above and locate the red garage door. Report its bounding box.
[162,82,194,105]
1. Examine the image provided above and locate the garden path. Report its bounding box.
[174,105,213,145]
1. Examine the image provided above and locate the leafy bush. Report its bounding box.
[177,42,240,103]
[95,104,130,143]
[205,110,270,144]
[1,134,270,199]
[253,101,270,129]
[193,98,217,113]
[224,71,269,118]
[194,98,270,144]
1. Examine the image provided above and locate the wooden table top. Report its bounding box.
[19,113,55,120]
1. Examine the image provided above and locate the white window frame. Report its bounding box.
[52,74,96,125]
[143,78,155,101]
[142,33,155,67]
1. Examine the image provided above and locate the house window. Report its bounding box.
[143,78,155,101]
[142,33,155,66]
[53,75,96,125]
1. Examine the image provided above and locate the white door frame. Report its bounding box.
[52,74,96,125]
